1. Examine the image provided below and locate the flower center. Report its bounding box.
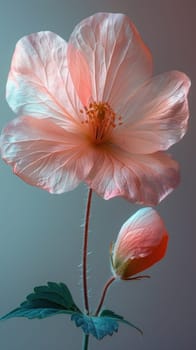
[80,102,122,144]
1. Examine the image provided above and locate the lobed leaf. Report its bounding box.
[100,309,143,335]
[71,313,119,340]
[71,309,142,340]
[1,282,81,320]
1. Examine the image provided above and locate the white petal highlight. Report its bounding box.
[6,31,82,131]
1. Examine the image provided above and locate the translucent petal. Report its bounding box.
[0,116,93,193]
[6,31,82,131]
[85,148,179,205]
[68,13,152,109]
[113,71,190,153]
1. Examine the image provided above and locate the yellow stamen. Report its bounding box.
[80,101,122,144]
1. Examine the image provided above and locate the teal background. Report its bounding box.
[0,0,195,349]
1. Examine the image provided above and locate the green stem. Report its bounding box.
[82,334,89,350]
[82,188,93,314]
[95,276,116,316]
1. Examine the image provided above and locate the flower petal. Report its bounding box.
[112,207,168,278]
[115,208,167,258]
[6,31,82,131]
[114,71,190,153]
[68,13,152,108]
[0,117,93,193]
[85,148,179,205]
[67,44,92,107]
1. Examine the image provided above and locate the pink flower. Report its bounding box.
[0,13,190,204]
[110,207,168,279]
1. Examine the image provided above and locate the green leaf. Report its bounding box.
[100,309,143,335]
[1,282,81,320]
[99,309,124,319]
[71,313,119,340]
[71,309,142,340]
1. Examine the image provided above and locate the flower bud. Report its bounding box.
[111,208,168,279]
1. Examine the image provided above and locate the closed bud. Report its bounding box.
[111,208,168,279]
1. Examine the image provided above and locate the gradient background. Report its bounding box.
[0,0,195,349]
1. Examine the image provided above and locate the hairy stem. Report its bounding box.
[82,188,93,314]
[95,276,116,316]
